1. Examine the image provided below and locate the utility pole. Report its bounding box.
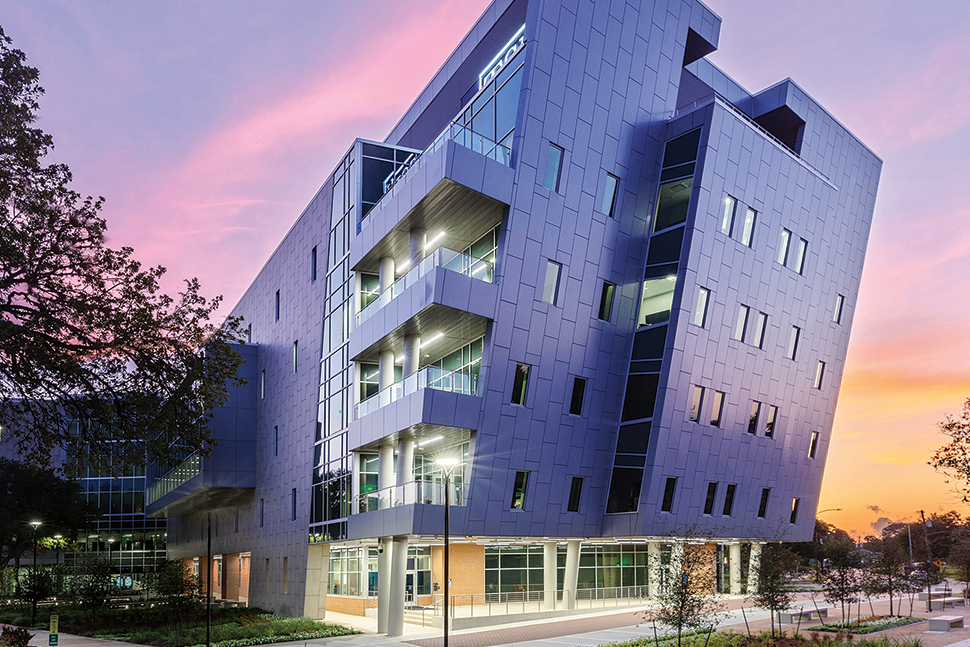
[921,510,933,612]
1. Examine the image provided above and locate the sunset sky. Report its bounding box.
[5,0,969,537]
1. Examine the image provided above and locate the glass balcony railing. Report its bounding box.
[355,365,479,419]
[354,479,466,513]
[146,452,200,505]
[357,245,494,325]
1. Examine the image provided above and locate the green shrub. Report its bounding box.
[0,626,34,647]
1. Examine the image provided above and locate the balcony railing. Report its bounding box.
[354,479,466,513]
[146,452,200,505]
[357,245,493,325]
[355,365,479,419]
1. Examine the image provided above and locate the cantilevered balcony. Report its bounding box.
[353,478,466,514]
[356,365,479,419]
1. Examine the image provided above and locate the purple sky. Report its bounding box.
[5,0,970,536]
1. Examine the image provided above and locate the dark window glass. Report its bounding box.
[661,128,701,167]
[567,477,583,512]
[722,484,737,516]
[710,391,724,427]
[748,401,761,434]
[809,432,820,458]
[621,374,660,422]
[495,66,523,141]
[644,262,679,279]
[292,488,297,521]
[247,324,252,343]
[661,477,677,512]
[601,173,619,217]
[616,422,651,454]
[361,156,395,204]
[764,405,778,438]
[704,482,718,515]
[275,290,280,321]
[653,178,693,232]
[814,361,825,389]
[758,488,770,518]
[689,386,704,422]
[511,363,531,405]
[646,226,685,265]
[569,377,587,415]
[510,471,529,509]
[631,326,667,360]
[790,498,800,524]
[605,467,643,513]
[787,326,800,360]
[660,162,695,182]
[311,246,318,282]
[613,454,646,467]
[543,143,564,192]
[274,426,279,456]
[834,294,845,324]
[598,282,616,321]
[260,498,264,528]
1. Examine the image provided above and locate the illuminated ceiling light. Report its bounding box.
[425,231,445,250]
[666,276,676,281]
[417,435,444,447]
[396,259,410,273]
[420,332,444,348]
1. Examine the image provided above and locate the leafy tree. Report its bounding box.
[641,537,726,647]
[68,553,113,620]
[948,526,970,597]
[749,544,801,637]
[0,457,95,571]
[819,534,861,626]
[931,398,970,502]
[0,27,245,474]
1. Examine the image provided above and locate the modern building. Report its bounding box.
[147,0,880,633]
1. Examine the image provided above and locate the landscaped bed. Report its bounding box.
[600,630,925,647]
[812,616,923,634]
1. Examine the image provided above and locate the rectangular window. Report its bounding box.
[265,559,269,592]
[722,483,737,516]
[260,498,264,528]
[709,391,725,427]
[567,477,584,512]
[260,370,265,400]
[247,323,252,343]
[311,246,318,282]
[757,488,770,518]
[274,426,279,456]
[720,196,737,236]
[598,282,616,321]
[283,556,288,594]
[751,311,768,348]
[600,173,619,217]
[777,229,791,265]
[814,361,825,389]
[291,488,297,521]
[511,363,531,405]
[790,497,800,524]
[569,377,587,415]
[689,386,704,422]
[748,401,761,434]
[733,305,749,341]
[543,143,564,192]
[292,340,299,372]
[661,477,677,512]
[275,290,280,321]
[808,431,820,459]
[786,326,801,360]
[792,238,808,274]
[764,405,778,438]
[693,287,710,327]
[703,482,718,515]
[834,294,845,324]
[510,471,529,509]
[740,207,757,247]
[542,260,562,305]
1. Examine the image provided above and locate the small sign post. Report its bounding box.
[49,614,59,646]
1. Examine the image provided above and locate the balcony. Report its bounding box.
[353,479,466,514]
[356,365,478,419]
[358,246,493,326]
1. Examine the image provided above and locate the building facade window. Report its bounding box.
[275,290,280,321]
[693,287,710,327]
[710,390,725,427]
[814,360,826,389]
[777,229,791,265]
[689,386,704,422]
[543,143,564,192]
[734,305,749,341]
[542,260,562,305]
[703,482,718,515]
[748,401,761,434]
[511,363,531,405]
[261,370,265,400]
[722,483,737,516]
[764,405,778,438]
[757,488,770,518]
[260,498,264,528]
[661,477,677,512]
[291,488,297,521]
[293,340,299,372]
[740,207,757,247]
[735,305,767,347]
[569,377,587,415]
[751,311,768,348]
[790,497,800,524]
[787,326,801,360]
[720,195,737,236]
[834,294,845,323]
[809,431,820,458]
[567,476,583,512]
[598,282,616,321]
[792,238,808,274]
[510,470,529,509]
[274,426,279,456]
[600,173,619,217]
[311,246,318,282]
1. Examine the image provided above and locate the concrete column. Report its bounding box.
[543,542,558,610]
[377,538,392,633]
[409,228,426,263]
[729,543,742,595]
[387,535,409,637]
[379,257,395,291]
[379,351,396,390]
[402,335,421,376]
[302,544,328,619]
[647,542,661,599]
[563,540,581,610]
[747,543,762,594]
[224,553,240,601]
[379,443,394,509]
[397,438,415,504]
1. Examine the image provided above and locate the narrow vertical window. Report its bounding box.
[569,377,587,415]
[260,370,266,400]
[693,287,710,327]
[808,431,820,459]
[814,361,826,389]
[703,482,718,515]
[740,207,757,247]
[709,391,724,427]
[600,173,619,217]
[275,290,280,321]
[542,260,562,305]
[510,471,529,509]
[292,340,299,373]
[790,498,800,524]
[734,305,750,341]
[310,246,318,282]
[720,195,737,236]
[543,143,564,192]
[793,238,808,274]
[291,488,297,521]
[567,477,584,512]
[777,229,791,265]
[598,282,616,321]
[511,363,531,405]
[247,323,252,343]
[274,426,279,456]
[751,311,768,348]
[786,326,801,360]
[689,386,705,422]
[661,477,677,512]
[757,488,770,518]
[260,498,264,528]
[748,401,761,435]
[834,294,845,324]
[764,405,778,438]
[264,559,269,592]
[283,556,288,594]
[722,483,737,516]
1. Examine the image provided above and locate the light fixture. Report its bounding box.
[425,231,445,250]
[397,259,410,273]
[417,435,444,447]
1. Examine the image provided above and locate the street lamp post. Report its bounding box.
[53,534,63,597]
[435,458,459,647]
[29,520,41,626]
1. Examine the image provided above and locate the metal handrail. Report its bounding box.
[355,364,479,419]
[353,478,466,512]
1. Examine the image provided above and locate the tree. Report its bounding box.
[0,27,245,474]
[67,553,114,620]
[948,526,970,598]
[749,544,801,637]
[0,457,95,571]
[859,532,907,617]
[641,537,726,647]
[931,398,970,502]
[819,534,861,626]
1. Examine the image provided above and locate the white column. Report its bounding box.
[396,437,415,504]
[377,538,392,633]
[543,541,558,610]
[409,228,426,263]
[647,542,661,599]
[378,443,394,509]
[729,543,742,595]
[379,257,395,292]
[387,535,408,637]
[379,350,395,390]
[402,335,421,376]
[563,540,581,610]
[747,543,762,593]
